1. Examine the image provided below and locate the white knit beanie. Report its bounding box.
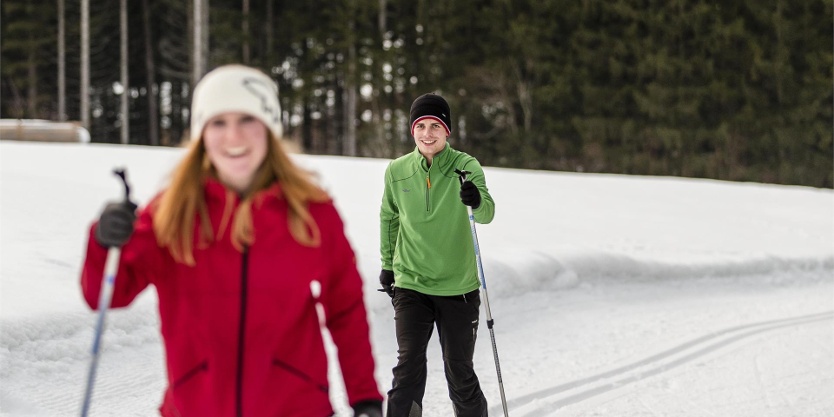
[189,65,283,142]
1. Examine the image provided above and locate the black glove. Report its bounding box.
[94,200,138,248]
[459,180,481,209]
[378,269,394,298]
[352,400,383,417]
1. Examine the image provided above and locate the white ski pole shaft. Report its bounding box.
[81,168,131,417]
[465,205,509,417]
[457,169,509,416]
[80,246,120,417]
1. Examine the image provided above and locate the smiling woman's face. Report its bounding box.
[202,112,269,193]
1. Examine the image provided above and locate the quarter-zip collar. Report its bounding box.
[413,143,451,173]
[204,177,284,206]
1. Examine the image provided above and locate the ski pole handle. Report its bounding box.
[455,168,471,185]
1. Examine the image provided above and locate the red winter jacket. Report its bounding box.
[81,179,382,417]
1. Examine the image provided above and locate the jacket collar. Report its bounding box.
[412,143,451,171]
[204,177,284,207]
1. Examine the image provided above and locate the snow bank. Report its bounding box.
[2,140,831,319]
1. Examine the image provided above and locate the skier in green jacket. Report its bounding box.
[379,93,495,417]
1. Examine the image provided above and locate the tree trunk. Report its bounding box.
[57,0,66,121]
[265,0,273,65]
[378,0,386,34]
[192,0,207,85]
[81,0,90,129]
[242,0,250,64]
[120,0,129,144]
[142,0,159,145]
[343,10,357,156]
[27,48,37,117]
[302,95,314,152]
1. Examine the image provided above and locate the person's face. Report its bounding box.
[202,112,269,193]
[412,118,448,161]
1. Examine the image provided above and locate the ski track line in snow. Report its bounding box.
[493,310,834,416]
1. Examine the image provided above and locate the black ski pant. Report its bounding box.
[386,288,488,417]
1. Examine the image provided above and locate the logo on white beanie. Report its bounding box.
[189,65,283,142]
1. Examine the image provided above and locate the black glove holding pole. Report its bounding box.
[378,269,395,298]
[352,400,383,417]
[455,168,482,209]
[94,169,137,248]
[459,180,481,209]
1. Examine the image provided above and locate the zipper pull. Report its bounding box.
[426,175,431,189]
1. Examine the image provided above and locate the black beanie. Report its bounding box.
[409,93,451,136]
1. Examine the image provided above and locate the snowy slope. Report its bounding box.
[1,141,832,416]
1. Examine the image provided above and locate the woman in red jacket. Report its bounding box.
[81,65,383,417]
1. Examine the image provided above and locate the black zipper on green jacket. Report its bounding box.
[235,246,249,417]
[425,173,431,212]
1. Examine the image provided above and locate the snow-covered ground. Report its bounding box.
[1,140,832,417]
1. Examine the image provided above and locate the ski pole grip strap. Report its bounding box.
[454,168,471,185]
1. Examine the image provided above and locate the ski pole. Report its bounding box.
[81,169,131,417]
[455,169,509,417]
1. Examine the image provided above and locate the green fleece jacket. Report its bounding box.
[380,144,495,296]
